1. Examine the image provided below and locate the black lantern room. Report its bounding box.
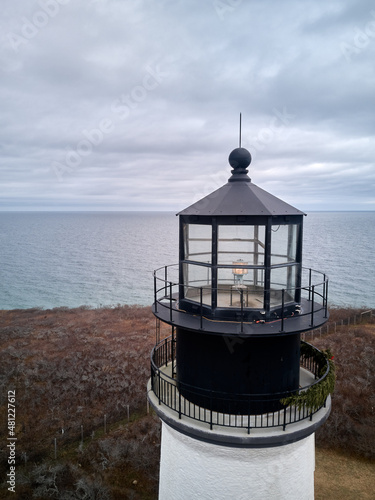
[178,147,304,324]
[152,147,329,415]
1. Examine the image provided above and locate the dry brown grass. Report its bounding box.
[313,310,375,459]
[315,447,375,500]
[0,305,160,498]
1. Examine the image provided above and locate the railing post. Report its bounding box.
[240,289,244,334]
[158,370,161,405]
[200,287,203,330]
[154,273,158,312]
[325,279,329,318]
[247,400,251,435]
[280,289,285,333]
[172,326,175,378]
[310,285,315,326]
[178,390,182,419]
[308,268,312,301]
[169,281,173,322]
[210,391,213,430]
[165,338,168,367]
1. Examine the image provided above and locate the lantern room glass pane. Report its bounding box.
[271,224,299,265]
[183,263,211,305]
[270,265,297,306]
[218,225,265,266]
[184,224,212,263]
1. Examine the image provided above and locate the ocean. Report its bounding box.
[0,211,374,310]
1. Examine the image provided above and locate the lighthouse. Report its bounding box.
[147,145,333,500]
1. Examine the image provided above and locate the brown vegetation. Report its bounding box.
[315,447,375,500]
[313,308,375,459]
[0,305,161,499]
[0,305,374,499]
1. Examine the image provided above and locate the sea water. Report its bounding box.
[0,211,373,310]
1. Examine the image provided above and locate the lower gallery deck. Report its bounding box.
[148,361,331,446]
[147,362,331,438]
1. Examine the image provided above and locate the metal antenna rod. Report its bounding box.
[239,112,242,148]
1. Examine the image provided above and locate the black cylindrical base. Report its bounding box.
[176,327,300,414]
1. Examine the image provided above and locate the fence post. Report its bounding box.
[280,289,285,333]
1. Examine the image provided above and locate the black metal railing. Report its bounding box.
[153,265,328,331]
[150,337,330,432]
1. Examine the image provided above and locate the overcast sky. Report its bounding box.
[1,0,374,212]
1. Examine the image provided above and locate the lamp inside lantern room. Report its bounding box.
[232,259,248,285]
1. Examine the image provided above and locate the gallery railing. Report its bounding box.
[153,264,329,331]
[150,337,331,433]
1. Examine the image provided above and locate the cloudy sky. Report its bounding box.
[1,0,374,212]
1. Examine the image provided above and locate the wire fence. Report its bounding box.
[302,309,375,341]
[14,401,152,466]
[41,404,137,461]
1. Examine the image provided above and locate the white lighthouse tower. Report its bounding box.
[147,146,333,500]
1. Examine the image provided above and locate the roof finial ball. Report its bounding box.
[228,147,251,169]
[228,147,252,181]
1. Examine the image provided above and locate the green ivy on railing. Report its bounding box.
[280,343,335,411]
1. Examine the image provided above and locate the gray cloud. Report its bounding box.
[0,0,374,212]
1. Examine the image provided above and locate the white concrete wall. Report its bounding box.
[159,423,315,500]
